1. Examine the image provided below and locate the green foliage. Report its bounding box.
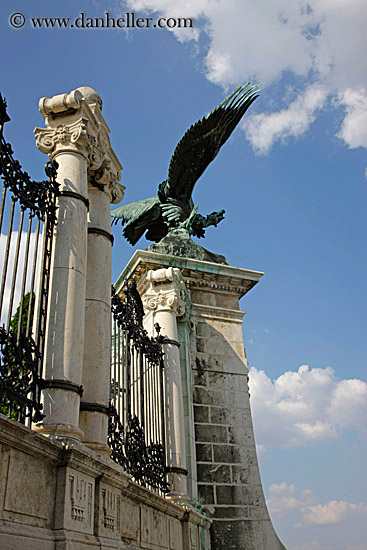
[1,292,35,421]
[9,291,35,335]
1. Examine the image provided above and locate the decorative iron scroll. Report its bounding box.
[109,282,169,494]
[0,327,44,423]
[111,282,163,364]
[0,95,59,223]
[0,92,59,425]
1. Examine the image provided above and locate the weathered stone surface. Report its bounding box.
[216,485,254,506]
[210,520,264,550]
[198,485,215,505]
[213,506,250,519]
[196,444,213,463]
[0,416,211,550]
[231,464,262,486]
[206,371,249,392]
[120,498,140,543]
[228,425,255,446]
[170,517,183,550]
[194,405,210,423]
[1,447,55,528]
[209,406,252,426]
[196,464,231,484]
[193,388,227,407]
[213,445,257,465]
[195,424,228,444]
[193,363,208,386]
[0,522,55,550]
[141,506,169,547]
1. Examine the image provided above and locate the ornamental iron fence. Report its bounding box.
[109,282,169,494]
[0,92,59,426]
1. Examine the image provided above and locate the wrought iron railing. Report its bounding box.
[109,281,169,494]
[0,92,59,425]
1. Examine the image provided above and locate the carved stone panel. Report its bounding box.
[69,472,94,530]
[169,517,183,550]
[141,505,169,548]
[1,448,56,528]
[120,497,140,545]
[189,523,199,550]
[96,481,122,540]
[55,467,95,534]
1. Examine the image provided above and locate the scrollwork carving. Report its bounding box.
[88,159,124,203]
[143,289,185,317]
[143,268,187,318]
[34,118,93,158]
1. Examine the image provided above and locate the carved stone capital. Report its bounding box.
[39,89,83,117]
[35,87,124,205]
[142,267,187,318]
[143,289,186,317]
[34,118,94,160]
[88,159,125,204]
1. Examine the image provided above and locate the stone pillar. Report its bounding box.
[140,267,189,502]
[177,297,198,502]
[80,162,124,453]
[34,87,124,442]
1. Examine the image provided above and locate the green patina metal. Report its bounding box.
[111,84,260,256]
[147,228,229,265]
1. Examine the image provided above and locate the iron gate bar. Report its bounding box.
[0,92,59,425]
[109,282,169,494]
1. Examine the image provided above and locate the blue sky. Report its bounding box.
[1,1,366,548]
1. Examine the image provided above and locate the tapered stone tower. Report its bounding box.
[116,247,287,550]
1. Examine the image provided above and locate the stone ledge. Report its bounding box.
[0,519,54,550]
[0,414,63,464]
[115,250,263,301]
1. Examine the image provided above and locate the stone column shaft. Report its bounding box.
[79,176,124,452]
[34,140,89,440]
[142,267,189,501]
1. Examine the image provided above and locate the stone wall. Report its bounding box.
[190,296,285,549]
[0,415,211,550]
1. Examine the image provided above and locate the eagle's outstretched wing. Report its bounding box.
[111,196,161,245]
[160,84,259,203]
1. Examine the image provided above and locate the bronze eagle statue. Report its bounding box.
[111,84,260,245]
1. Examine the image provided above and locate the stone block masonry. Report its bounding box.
[190,285,285,549]
[117,250,287,550]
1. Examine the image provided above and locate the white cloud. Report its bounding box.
[248,365,367,448]
[335,89,367,149]
[124,0,367,152]
[302,500,367,526]
[244,85,327,154]
[292,543,333,550]
[267,482,367,531]
[267,482,318,515]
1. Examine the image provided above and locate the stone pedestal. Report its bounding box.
[34,87,124,443]
[116,249,286,550]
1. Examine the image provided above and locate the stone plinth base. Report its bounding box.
[0,415,211,550]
